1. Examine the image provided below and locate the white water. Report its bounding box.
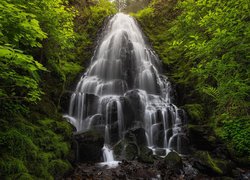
[64,13,187,165]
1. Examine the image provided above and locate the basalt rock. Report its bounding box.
[164,151,183,170]
[138,146,154,163]
[73,130,104,162]
[113,140,139,161]
[124,128,147,146]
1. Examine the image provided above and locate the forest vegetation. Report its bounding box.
[0,0,249,179]
[134,0,249,164]
[0,0,116,179]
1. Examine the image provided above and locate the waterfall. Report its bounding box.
[65,13,187,163]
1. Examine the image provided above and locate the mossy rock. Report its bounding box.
[113,140,125,160]
[193,151,233,176]
[125,143,139,160]
[138,146,154,163]
[164,151,183,170]
[113,139,139,161]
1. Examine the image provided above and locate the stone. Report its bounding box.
[124,128,147,146]
[164,151,183,170]
[125,143,139,160]
[138,146,154,163]
[113,140,139,161]
[73,130,104,162]
[85,94,99,116]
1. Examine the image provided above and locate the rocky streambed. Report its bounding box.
[62,128,250,180]
[64,156,249,180]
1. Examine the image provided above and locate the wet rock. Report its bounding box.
[154,148,167,156]
[85,94,99,116]
[124,128,147,146]
[138,146,154,163]
[124,90,145,125]
[113,140,124,160]
[73,130,104,162]
[124,143,139,160]
[164,151,183,170]
[113,140,139,161]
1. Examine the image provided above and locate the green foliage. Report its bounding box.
[0,1,47,47]
[0,45,46,102]
[122,0,150,13]
[0,118,72,179]
[0,1,47,104]
[135,0,250,157]
[73,0,116,65]
[134,7,154,21]
[183,104,204,123]
[0,0,116,179]
[217,115,250,157]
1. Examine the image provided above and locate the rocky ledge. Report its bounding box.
[64,155,250,179]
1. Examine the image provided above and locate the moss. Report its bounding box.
[48,159,71,178]
[113,140,125,159]
[124,143,139,160]
[164,151,183,170]
[0,129,39,159]
[113,139,141,161]
[13,173,34,180]
[138,146,154,163]
[0,117,72,179]
[0,157,28,176]
[195,151,223,175]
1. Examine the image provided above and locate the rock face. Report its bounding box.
[73,130,104,162]
[113,128,155,162]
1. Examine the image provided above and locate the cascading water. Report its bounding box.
[65,13,187,164]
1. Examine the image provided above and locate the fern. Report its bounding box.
[201,86,219,100]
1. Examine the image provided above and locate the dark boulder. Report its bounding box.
[138,146,154,163]
[113,140,139,161]
[164,151,183,170]
[85,93,99,116]
[73,130,104,163]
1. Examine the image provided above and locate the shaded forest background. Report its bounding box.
[0,0,249,179]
